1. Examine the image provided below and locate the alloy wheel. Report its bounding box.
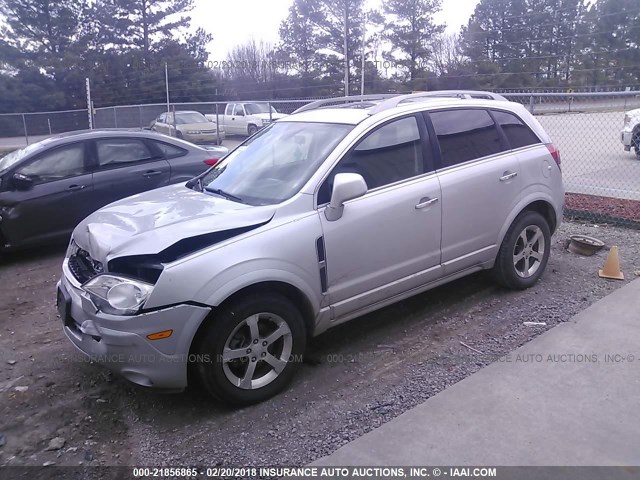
[221,313,293,390]
[513,225,546,278]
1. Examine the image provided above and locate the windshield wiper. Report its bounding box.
[205,187,244,203]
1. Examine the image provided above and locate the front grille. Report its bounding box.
[200,129,217,134]
[68,249,103,283]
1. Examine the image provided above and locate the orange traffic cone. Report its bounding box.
[598,245,624,280]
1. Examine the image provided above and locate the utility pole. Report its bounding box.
[85,77,93,130]
[165,62,170,113]
[361,14,366,95]
[343,4,349,97]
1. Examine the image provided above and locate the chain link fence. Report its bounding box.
[1,92,639,227]
[502,91,640,228]
[0,109,88,150]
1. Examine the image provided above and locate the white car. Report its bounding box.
[621,108,640,158]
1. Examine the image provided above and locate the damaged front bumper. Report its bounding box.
[57,260,211,390]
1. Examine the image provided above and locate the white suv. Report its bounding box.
[621,108,640,158]
[57,91,564,405]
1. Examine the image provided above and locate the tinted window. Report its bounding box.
[154,141,187,159]
[17,143,86,184]
[318,116,423,204]
[429,109,505,168]
[492,110,540,149]
[96,138,153,167]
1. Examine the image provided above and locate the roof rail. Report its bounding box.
[368,90,508,115]
[292,94,397,114]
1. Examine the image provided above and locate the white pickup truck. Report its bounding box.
[206,102,287,137]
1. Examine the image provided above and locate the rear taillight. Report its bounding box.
[546,144,561,170]
[204,158,219,166]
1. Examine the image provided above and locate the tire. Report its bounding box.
[176,131,184,139]
[634,133,640,159]
[193,293,306,405]
[492,210,551,290]
[247,124,258,136]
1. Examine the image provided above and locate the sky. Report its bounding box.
[193,0,480,61]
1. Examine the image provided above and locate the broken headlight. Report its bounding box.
[83,274,154,316]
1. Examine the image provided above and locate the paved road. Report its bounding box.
[1,114,639,200]
[538,111,640,200]
[315,278,640,469]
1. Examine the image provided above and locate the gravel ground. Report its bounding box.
[1,221,640,470]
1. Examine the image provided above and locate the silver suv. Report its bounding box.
[57,92,564,405]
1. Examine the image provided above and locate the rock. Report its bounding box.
[45,437,66,451]
[0,433,6,447]
[14,386,29,392]
[43,461,57,467]
[7,360,16,366]
[84,449,95,461]
[96,398,107,404]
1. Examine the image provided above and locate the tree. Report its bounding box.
[381,0,444,88]
[277,0,323,94]
[94,0,194,64]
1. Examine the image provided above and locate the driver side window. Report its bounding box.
[17,143,87,185]
[318,116,425,204]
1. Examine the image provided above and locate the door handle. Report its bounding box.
[66,184,85,192]
[142,170,162,177]
[415,197,439,209]
[499,172,518,182]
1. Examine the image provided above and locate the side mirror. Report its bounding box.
[325,173,367,221]
[12,173,34,191]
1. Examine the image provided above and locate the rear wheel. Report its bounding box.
[492,211,551,290]
[194,293,306,405]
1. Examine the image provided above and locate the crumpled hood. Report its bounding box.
[73,184,276,263]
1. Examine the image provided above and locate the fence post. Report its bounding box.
[269,101,273,123]
[113,106,118,128]
[529,95,535,114]
[21,114,29,145]
[215,103,220,145]
[86,77,93,130]
[138,106,143,129]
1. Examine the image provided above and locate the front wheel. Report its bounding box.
[492,211,551,290]
[634,133,640,159]
[247,124,258,136]
[193,293,306,405]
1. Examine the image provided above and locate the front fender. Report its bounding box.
[194,261,321,312]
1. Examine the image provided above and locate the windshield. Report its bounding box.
[245,103,277,115]
[202,121,353,206]
[176,112,207,124]
[0,141,45,174]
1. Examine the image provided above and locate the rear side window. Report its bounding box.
[429,109,505,168]
[154,141,187,159]
[491,110,540,149]
[96,138,154,167]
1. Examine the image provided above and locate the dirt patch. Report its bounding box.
[1,221,640,469]
[565,193,640,225]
